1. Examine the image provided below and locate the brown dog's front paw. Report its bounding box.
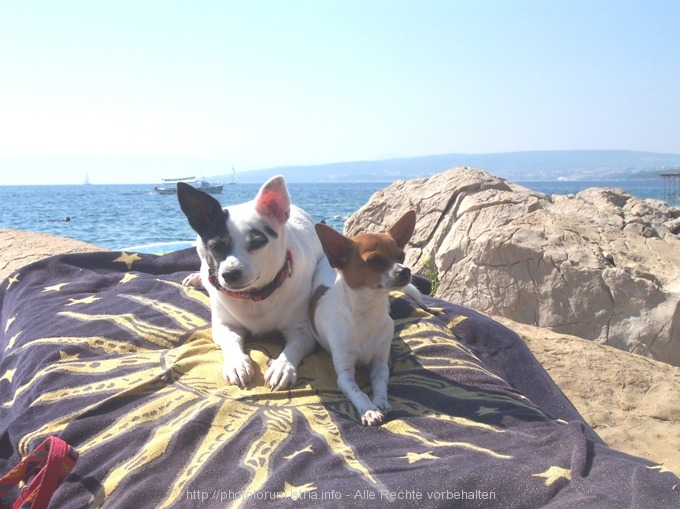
[361,409,385,426]
[264,357,297,391]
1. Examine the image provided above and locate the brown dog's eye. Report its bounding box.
[366,255,387,269]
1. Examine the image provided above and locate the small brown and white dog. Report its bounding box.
[310,211,419,425]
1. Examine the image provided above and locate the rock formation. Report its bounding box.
[494,316,680,476]
[345,167,680,367]
[0,228,106,281]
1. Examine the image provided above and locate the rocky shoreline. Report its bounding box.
[2,203,679,475]
[0,228,106,281]
[493,316,679,474]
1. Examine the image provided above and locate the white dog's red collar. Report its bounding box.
[208,250,293,302]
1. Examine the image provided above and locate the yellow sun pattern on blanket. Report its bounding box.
[2,270,549,507]
[4,251,673,508]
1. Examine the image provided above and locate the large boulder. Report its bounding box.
[345,167,680,366]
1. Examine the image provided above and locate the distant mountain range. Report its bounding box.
[219,150,680,184]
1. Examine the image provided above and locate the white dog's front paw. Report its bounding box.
[264,356,297,391]
[361,408,385,426]
[182,272,202,288]
[372,395,391,414]
[222,354,254,387]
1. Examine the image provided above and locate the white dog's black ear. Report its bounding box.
[315,223,352,269]
[177,182,227,236]
[388,210,416,248]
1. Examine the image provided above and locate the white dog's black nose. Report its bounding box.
[223,268,243,286]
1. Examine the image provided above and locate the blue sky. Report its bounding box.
[0,0,678,184]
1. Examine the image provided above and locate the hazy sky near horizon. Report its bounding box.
[1,0,679,185]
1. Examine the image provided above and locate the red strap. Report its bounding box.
[0,436,78,509]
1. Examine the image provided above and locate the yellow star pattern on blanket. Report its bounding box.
[533,465,572,486]
[113,252,142,269]
[43,282,69,292]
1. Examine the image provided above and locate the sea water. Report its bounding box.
[0,178,672,251]
[0,182,384,250]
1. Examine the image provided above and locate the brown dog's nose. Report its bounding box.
[395,266,411,285]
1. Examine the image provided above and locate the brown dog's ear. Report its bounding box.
[388,210,416,248]
[177,181,227,237]
[315,223,353,269]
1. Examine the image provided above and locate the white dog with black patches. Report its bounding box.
[177,176,324,391]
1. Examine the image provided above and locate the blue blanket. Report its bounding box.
[1,249,678,508]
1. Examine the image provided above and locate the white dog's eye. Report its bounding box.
[246,229,269,251]
[207,238,230,254]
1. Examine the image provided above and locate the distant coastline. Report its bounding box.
[219,150,680,184]
[1,150,679,186]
